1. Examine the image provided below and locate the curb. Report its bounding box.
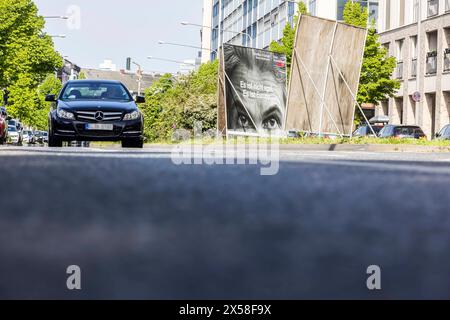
[278,144,450,153]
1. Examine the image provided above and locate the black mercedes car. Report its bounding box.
[47,80,145,148]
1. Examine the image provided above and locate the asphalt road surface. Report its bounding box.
[1,145,450,299]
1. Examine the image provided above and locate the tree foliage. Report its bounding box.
[269,2,307,77]
[342,1,400,106]
[142,60,218,141]
[0,0,62,127]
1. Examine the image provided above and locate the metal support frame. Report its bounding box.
[318,22,338,137]
[329,54,378,137]
[292,49,344,137]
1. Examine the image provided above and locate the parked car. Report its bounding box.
[435,124,450,140]
[42,131,48,144]
[353,125,385,137]
[7,119,23,145]
[0,107,7,145]
[7,125,20,145]
[22,130,33,144]
[28,131,38,144]
[379,125,427,139]
[47,80,145,148]
[33,131,43,144]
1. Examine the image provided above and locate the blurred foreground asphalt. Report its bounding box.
[1,145,450,299]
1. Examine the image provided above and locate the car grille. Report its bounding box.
[76,111,123,122]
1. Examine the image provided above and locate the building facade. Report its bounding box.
[203,0,380,61]
[376,0,450,138]
[201,0,214,63]
[58,59,81,84]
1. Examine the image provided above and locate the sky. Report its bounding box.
[34,0,203,74]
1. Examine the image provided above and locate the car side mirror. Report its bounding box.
[135,96,145,104]
[45,94,56,102]
[435,133,441,138]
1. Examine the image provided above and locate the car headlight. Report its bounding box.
[57,108,75,120]
[123,110,140,121]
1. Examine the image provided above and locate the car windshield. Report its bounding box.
[395,127,420,136]
[61,82,132,102]
[8,126,16,132]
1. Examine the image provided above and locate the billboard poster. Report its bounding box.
[285,15,367,136]
[219,44,287,137]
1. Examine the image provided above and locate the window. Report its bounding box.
[411,36,418,78]
[413,0,420,22]
[337,0,348,21]
[395,39,404,79]
[399,0,405,26]
[385,0,391,30]
[428,0,439,17]
[309,0,317,16]
[61,82,132,101]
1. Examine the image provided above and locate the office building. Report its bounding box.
[202,0,380,61]
[376,0,450,138]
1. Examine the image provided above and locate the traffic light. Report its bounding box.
[126,57,131,71]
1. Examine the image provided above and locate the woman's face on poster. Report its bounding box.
[226,58,286,135]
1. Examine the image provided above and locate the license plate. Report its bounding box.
[85,123,113,131]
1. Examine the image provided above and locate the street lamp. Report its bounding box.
[181,21,252,45]
[158,41,217,53]
[147,56,196,66]
[43,15,69,20]
[49,34,67,38]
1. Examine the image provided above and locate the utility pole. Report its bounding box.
[132,62,143,96]
[126,58,143,96]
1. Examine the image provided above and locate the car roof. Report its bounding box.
[66,79,123,85]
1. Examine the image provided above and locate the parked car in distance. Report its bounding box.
[41,131,48,144]
[22,130,33,144]
[7,119,23,145]
[0,107,7,145]
[33,131,43,144]
[379,125,427,139]
[28,131,38,144]
[435,124,450,140]
[353,125,384,137]
[7,125,20,145]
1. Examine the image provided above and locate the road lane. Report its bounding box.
[1,146,450,299]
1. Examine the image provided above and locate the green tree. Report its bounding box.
[142,60,219,142]
[269,2,308,77]
[0,0,62,125]
[34,74,62,129]
[342,1,400,107]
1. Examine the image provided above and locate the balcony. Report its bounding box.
[411,58,417,78]
[396,61,404,80]
[445,49,450,72]
[426,51,438,75]
[428,0,439,17]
